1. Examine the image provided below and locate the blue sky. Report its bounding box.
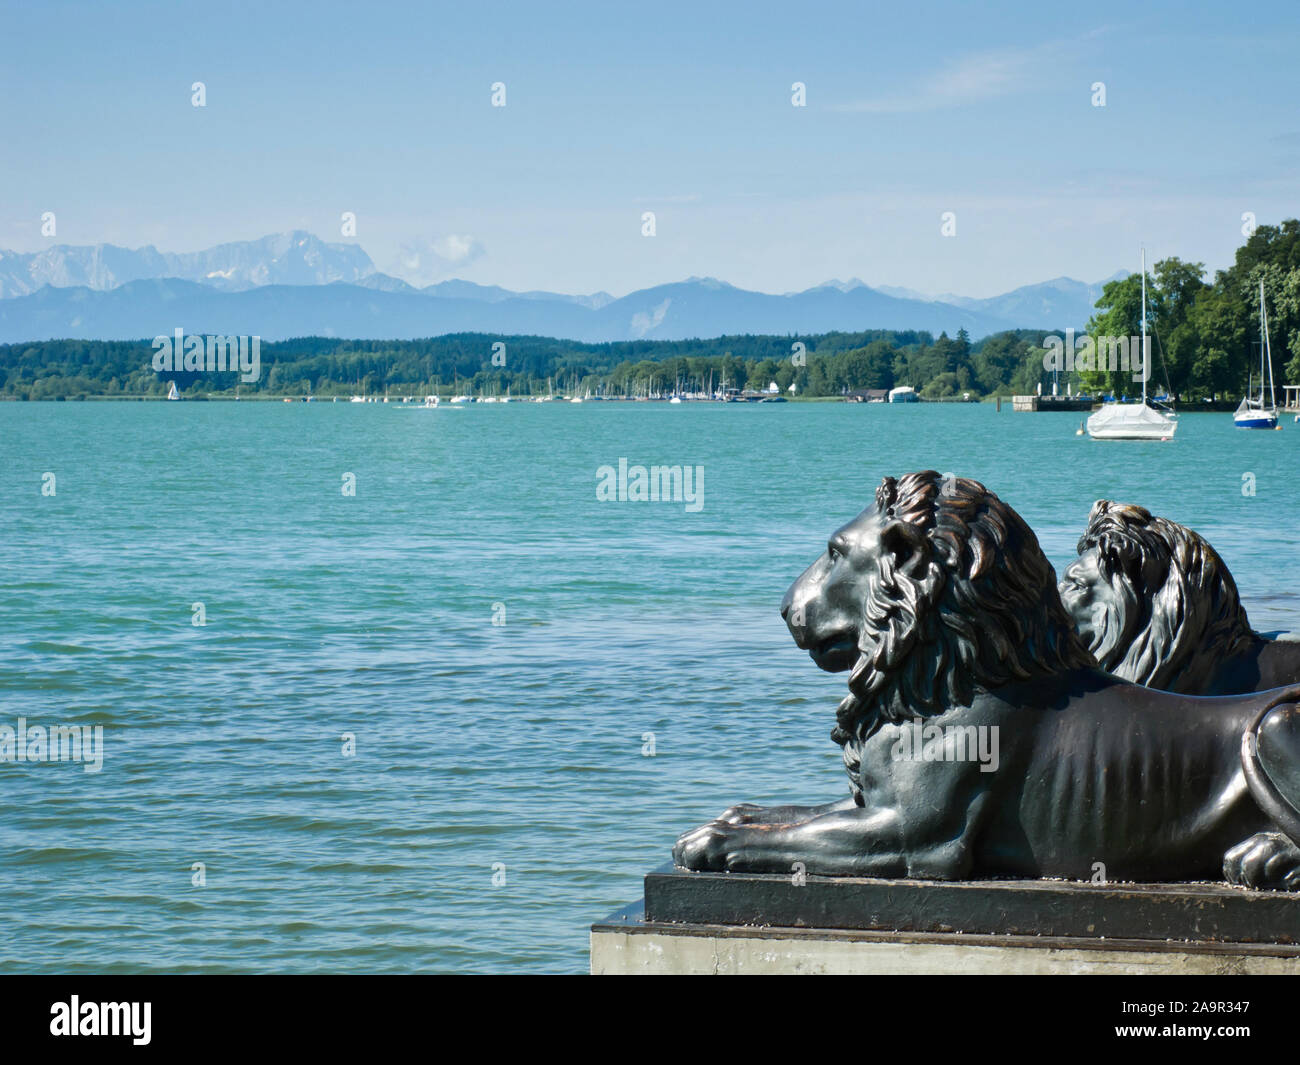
[2,0,1298,297]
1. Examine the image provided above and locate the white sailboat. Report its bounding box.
[166,381,180,401]
[1086,249,1177,441]
[1233,279,1279,429]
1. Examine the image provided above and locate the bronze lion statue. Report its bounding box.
[1060,499,1300,696]
[673,471,1300,888]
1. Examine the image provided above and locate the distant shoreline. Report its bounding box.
[0,394,1268,413]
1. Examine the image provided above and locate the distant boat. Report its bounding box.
[888,386,918,403]
[1234,279,1279,429]
[450,394,471,405]
[166,381,179,401]
[392,394,442,411]
[1087,249,1176,441]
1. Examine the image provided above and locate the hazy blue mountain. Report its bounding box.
[0,233,617,307]
[940,274,1130,330]
[592,277,1012,340]
[420,279,615,309]
[0,230,1126,339]
[0,279,599,345]
[878,273,1130,331]
[0,276,1032,344]
[0,231,375,297]
[873,284,932,302]
[354,273,418,294]
[0,243,168,297]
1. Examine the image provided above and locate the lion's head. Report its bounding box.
[781,471,1095,751]
[1059,500,1255,693]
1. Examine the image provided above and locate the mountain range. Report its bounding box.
[0,231,1125,344]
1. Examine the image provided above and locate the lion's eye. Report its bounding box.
[827,542,841,562]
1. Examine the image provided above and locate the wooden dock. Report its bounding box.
[1011,395,1094,412]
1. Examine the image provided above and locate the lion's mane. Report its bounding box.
[1072,501,1255,693]
[833,471,1095,750]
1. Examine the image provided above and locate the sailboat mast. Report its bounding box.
[1259,280,1265,405]
[1262,279,1276,408]
[1140,248,1148,405]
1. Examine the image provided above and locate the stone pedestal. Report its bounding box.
[590,867,1300,975]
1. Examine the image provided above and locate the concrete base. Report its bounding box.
[591,903,1300,975]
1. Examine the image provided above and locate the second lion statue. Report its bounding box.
[673,471,1300,889]
[1059,499,1300,696]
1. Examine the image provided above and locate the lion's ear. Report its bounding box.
[881,519,930,576]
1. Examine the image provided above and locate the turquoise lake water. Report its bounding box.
[3,400,1300,973]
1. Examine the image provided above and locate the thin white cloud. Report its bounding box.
[831,41,1066,114]
[392,233,486,284]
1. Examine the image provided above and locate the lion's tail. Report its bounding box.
[1241,687,1300,848]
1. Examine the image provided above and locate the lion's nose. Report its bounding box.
[780,584,794,621]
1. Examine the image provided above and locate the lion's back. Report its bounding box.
[987,689,1257,880]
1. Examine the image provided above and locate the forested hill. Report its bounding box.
[0,327,1052,400]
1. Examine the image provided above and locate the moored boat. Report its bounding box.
[1234,280,1279,429]
[1086,249,1176,441]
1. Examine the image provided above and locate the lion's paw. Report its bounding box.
[717,803,764,826]
[673,820,742,871]
[1224,831,1300,890]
